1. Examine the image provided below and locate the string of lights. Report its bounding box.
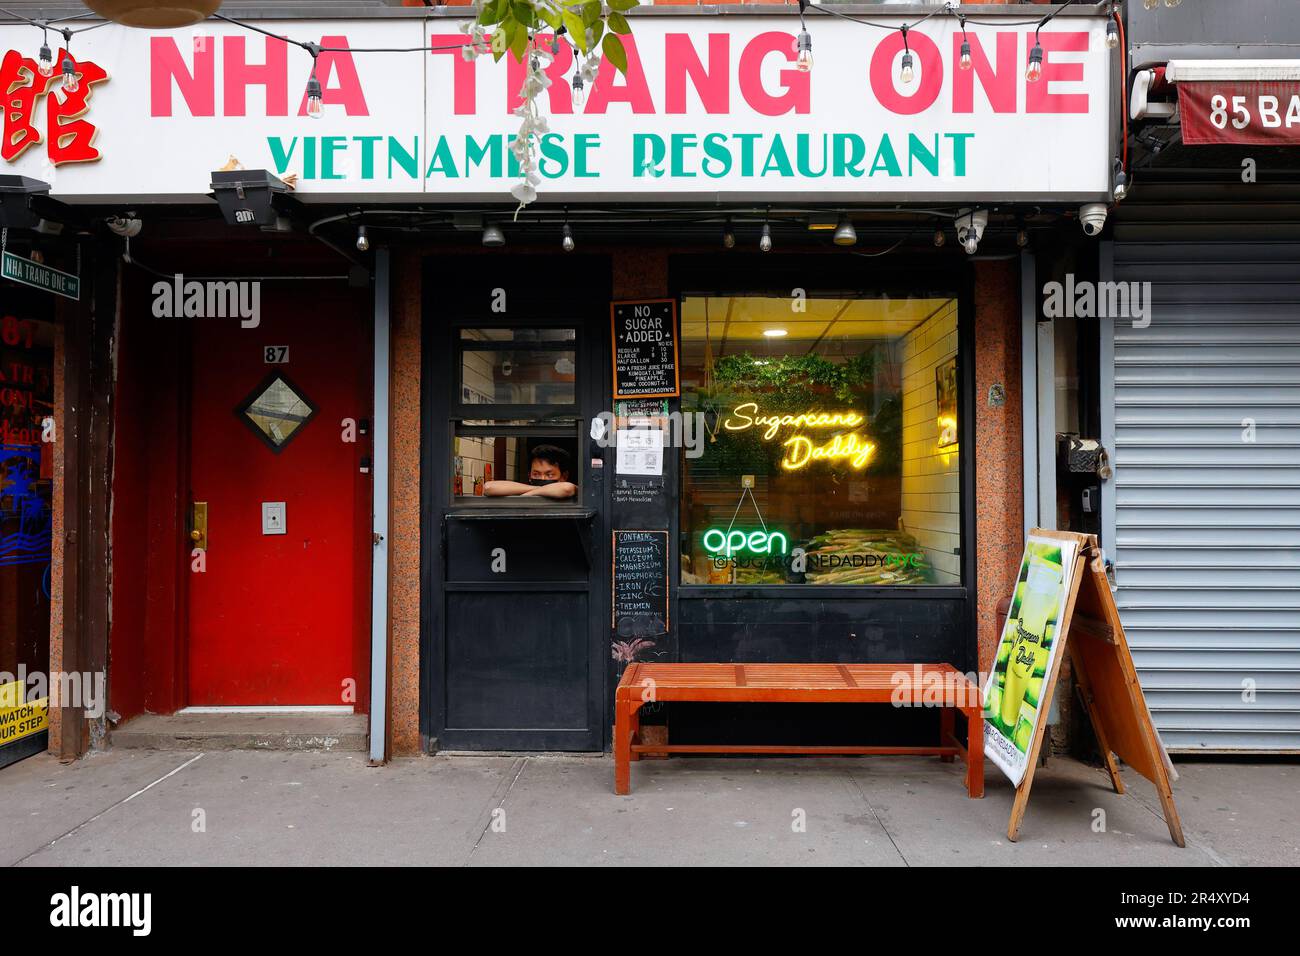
[0,5,112,91]
[0,0,1159,243]
[1,1,1161,114]
[207,13,491,118]
[0,6,103,28]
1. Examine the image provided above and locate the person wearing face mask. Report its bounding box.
[484,444,577,499]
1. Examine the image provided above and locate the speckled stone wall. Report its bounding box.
[611,247,668,300]
[48,321,66,757]
[388,249,424,755]
[973,259,1025,674]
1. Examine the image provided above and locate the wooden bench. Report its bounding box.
[614,663,983,797]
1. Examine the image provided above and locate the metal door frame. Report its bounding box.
[420,255,610,752]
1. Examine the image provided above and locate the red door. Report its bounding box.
[186,284,371,708]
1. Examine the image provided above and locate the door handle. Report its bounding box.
[190,501,208,551]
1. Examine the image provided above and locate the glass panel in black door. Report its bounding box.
[437,314,602,752]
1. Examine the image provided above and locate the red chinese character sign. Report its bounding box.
[2,48,107,165]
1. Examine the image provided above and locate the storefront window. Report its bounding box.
[452,328,582,503]
[679,296,961,587]
[1,312,54,765]
[452,423,580,501]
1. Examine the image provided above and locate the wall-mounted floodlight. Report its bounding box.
[0,176,52,230]
[210,170,292,227]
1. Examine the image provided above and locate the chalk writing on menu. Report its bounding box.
[611,300,679,399]
[612,530,669,636]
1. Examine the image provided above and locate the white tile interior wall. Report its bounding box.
[462,350,497,405]
[899,301,961,585]
[456,351,497,494]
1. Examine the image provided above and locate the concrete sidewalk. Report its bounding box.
[1,749,1295,866]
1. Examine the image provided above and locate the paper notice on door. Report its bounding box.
[615,428,664,476]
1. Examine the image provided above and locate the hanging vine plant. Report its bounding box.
[709,352,877,409]
[463,0,640,209]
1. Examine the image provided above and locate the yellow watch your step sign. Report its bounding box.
[0,680,49,750]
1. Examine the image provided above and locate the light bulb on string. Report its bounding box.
[61,50,78,93]
[759,223,772,253]
[793,0,812,73]
[572,72,585,110]
[958,18,971,72]
[900,52,915,85]
[899,25,914,85]
[305,70,323,118]
[795,29,813,74]
[561,222,575,253]
[1105,20,1119,50]
[1026,33,1044,84]
[38,35,53,78]
[304,43,324,119]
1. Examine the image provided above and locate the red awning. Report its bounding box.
[1166,60,1300,145]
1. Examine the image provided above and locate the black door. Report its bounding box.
[423,256,610,751]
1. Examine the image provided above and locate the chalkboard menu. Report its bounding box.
[611,530,669,637]
[611,299,679,399]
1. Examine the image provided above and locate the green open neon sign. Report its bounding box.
[703,528,789,558]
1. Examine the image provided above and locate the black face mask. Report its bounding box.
[527,477,554,487]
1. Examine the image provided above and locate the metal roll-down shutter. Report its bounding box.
[1106,232,1300,753]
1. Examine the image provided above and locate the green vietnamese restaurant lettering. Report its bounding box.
[264,131,973,181]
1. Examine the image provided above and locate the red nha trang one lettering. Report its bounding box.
[148,29,1090,119]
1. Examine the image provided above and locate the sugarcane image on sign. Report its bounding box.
[983,535,1079,786]
[999,558,1064,730]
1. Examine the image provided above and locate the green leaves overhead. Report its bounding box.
[476,0,505,25]
[561,10,585,48]
[601,34,628,74]
[473,0,639,72]
[510,22,529,61]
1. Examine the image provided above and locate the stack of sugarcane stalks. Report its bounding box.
[802,529,932,585]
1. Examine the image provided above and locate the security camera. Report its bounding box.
[955,208,988,255]
[106,215,142,238]
[1080,203,1108,237]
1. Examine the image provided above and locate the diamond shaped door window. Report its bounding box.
[236,372,317,453]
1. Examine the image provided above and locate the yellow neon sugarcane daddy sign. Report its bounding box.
[722,402,876,470]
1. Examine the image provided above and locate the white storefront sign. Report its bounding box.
[0,15,1112,201]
